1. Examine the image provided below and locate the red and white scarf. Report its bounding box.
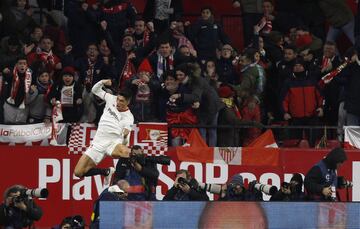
[85,58,96,87]
[38,50,56,66]
[142,27,151,47]
[7,67,32,108]
[319,58,350,88]
[262,18,272,34]
[172,30,195,53]
[119,54,136,90]
[101,3,128,14]
[50,101,63,146]
[156,54,174,79]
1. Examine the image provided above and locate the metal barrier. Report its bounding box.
[168,124,341,147]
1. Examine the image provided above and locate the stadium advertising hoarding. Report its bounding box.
[0,146,359,228]
[100,201,360,228]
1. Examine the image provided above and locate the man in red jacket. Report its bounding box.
[281,57,323,146]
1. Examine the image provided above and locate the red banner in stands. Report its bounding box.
[1,146,360,228]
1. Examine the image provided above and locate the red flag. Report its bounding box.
[176,147,280,166]
[248,129,278,148]
[177,129,280,166]
[183,129,208,147]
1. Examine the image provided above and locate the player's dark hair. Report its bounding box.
[118,89,132,102]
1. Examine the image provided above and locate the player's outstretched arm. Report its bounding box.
[91,79,112,100]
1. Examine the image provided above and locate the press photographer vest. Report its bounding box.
[312,160,337,201]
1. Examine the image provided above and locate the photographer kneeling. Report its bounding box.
[219,174,263,201]
[270,173,306,201]
[0,185,43,228]
[113,145,161,200]
[163,170,209,201]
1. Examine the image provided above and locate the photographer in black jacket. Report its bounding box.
[270,173,306,201]
[113,145,159,200]
[219,174,263,201]
[0,185,43,228]
[304,147,347,201]
[163,169,209,201]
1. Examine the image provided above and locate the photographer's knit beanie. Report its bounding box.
[230,174,244,187]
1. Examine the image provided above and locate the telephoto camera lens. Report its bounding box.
[254,183,278,195]
[24,188,49,198]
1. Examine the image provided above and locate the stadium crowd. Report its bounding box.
[0,0,358,227]
[0,0,359,147]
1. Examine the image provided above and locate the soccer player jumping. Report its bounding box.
[74,79,134,185]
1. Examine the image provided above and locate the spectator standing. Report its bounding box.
[335,48,360,126]
[133,17,157,53]
[281,57,323,146]
[143,0,183,35]
[100,21,145,90]
[216,44,239,85]
[27,68,52,124]
[289,0,325,41]
[189,7,231,65]
[318,0,355,44]
[172,63,224,146]
[2,56,32,124]
[159,70,198,146]
[232,0,263,46]
[295,26,323,56]
[217,85,241,146]
[127,59,161,122]
[263,31,284,66]
[100,0,137,51]
[318,41,342,130]
[259,0,300,35]
[71,43,113,123]
[175,44,198,66]
[275,44,298,91]
[67,0,101,58]
[27,36,62,80]
[1,0,36,41]
[142,39,175,82]
[0,36,24,72]
[24,26,43,53]
[233,49,263,145]
[48,67,83,123]
[203,59,220,89]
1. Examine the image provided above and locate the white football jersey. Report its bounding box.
[91,81,134,139]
